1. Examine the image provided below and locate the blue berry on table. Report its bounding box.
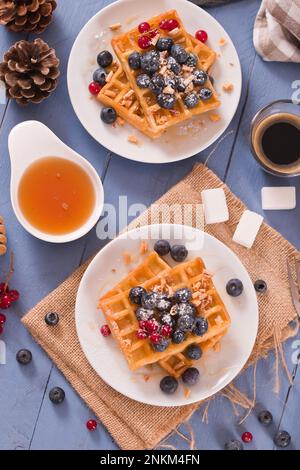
[49,386,65,404]
[161,313,175,327]
[128,51,141,70]
[193,69,208,86]
[140,50,160,74]
[186,344,202,360]
[97,50,113,68]
[136,73,151,89]
[186,53,198,68]
[135,307,154,322]
[170,44,188,64]
[141,291,159,310]
[160,376,178,394]
[167,56,181,74]
[192,317,208,336]
[258,410,273,426]
[101,107,117,124]
[154,239,170,256]
[93,67,107,86]
[199,87,213,100]
[224,440,244,450]
[254,280,267,293]
[129,286,146,305]
[149,73,165,95]
[177,314,194,332]
[170,244,188,262]
[226,279,244,297]
[156,37,174,52]
[176,78,187,92]
[184,93,200,109]
[182,367,200,385]
[174,288,192,303]
[172,329,186,344]
[273,430,291,448]
[45,312,59,326]
[16,349,32,365]
[175,302,196,317]
[156,294,172,312]
[157,93,176,109]
[152,338,170,352]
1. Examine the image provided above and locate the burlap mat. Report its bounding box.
[22,164,298,450]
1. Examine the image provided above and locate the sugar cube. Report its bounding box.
[262,187,296,210]
[201,188,229,224]
[0,340,6,365]
[233,210,263,249]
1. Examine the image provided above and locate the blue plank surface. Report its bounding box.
[1,0,299,451]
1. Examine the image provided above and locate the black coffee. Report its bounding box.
[261,121,300,165]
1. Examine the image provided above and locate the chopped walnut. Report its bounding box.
[109,23,122,31]
[123,251,133,265]
[209,113,221,122]
[150,34,160,46]
[218,37,227,47]
[143,375,151,382]
[111,268,117,273]
[184,387,191,399]
[116,116,125,127]
[128,135,139,145]
[163,85,175,95]
[222,82,234,93]
[169,27,179,36]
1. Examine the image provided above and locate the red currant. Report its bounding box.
[149,333,161,344]
[0,313,6,325]
[8,290,19,302]
[88,81,102,95]
[0,325,3,335]
[159,19,168,30]
[138,22,151,33]
[195,30,208,43]
[242,431,253,443]
[139,320,147,331]
[100,324,111,337]
[0,294,11,310]
[165,19,179,31]
[145,319,159,334]
[136,329,147,340]
[86,419,97,431]
[161,325,172,338]
[149,29,159,39]
[138,35,151,49]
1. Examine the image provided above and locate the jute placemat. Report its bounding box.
[22,164,298,450]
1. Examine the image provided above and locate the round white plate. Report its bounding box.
[68,0,242,164]
[75,224,258,407]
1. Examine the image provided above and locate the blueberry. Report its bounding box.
[154,239,170,256]
[170,244,188,262]
[161,313,175,327]
[153,338,170,352]
[274,430,291,448]
[97,50,113,68]
[128,51,141,70]
[136,73,151,89]
[199,87,213,100]
[101,107,117,124]
[172,329,186,344]
[175,303,196,317]
[167,56,181,74]
[224,440,244,450]
[186,53,198,68]
[156,37,174,52]
[254,280,267,293]
[135,307,155,321]
[45,312,59,326]
[174,288,192,303]
[184,93,199,109]
[226,279,244,297]
[192,317,208,336]
[16,349,32,365]
[140,50,160,74]
[141,291,159,310]
[129,286,146,305]
[186,344,202,360]
[177,314,194,332]
[258,410,273,426]
[209,75,214,86]
[157,93,176,110]
[149,73,165,95]
[170,45,188,64]
[49,386,65,404]
[182,367,200,385]
[193,69,208,86]
[93,67,107,86]
[156,294,172,312]
[160,376,178,394]
[176,78,186,92]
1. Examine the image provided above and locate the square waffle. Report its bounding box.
[99,252,231,373]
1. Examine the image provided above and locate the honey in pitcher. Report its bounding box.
[18,157,96,235]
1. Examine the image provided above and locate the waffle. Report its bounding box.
[110,10,220,136]
[99,253,231,373]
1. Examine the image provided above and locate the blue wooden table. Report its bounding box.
[0,0,299,451]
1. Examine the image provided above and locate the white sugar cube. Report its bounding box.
[233,210,263,249]
[0,340,6,365]
[201,188,229,224]
[262,187,296,210]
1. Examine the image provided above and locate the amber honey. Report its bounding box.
[18,157,96,235]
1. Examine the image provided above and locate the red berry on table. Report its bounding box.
[149,333,161,344]
[0,294,11,310]
[8,289,19,302]
[145,319,159,334]
[0,325,3,335]
[86,419,97,431]
[149,29,159,38]
[242,431,253,443]
[136,329,147,340]
[138,22,151,33]
[138,35,151,49]
[139,320,147,330]
[165,19,179,31]
[161,325,172,338]
[88,81,102,95]
[195,29,208,43]
[0,313,6,325]
[100,324,111,337]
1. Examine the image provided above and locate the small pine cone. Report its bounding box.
[0,216,7,256]
[0,0,57,34]
[0,38,60,105]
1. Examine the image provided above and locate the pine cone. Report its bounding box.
[0,0,57,34]
[0,38,60,105]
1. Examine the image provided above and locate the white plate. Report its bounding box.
[75,224,258,407]
[68,0,242,164]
